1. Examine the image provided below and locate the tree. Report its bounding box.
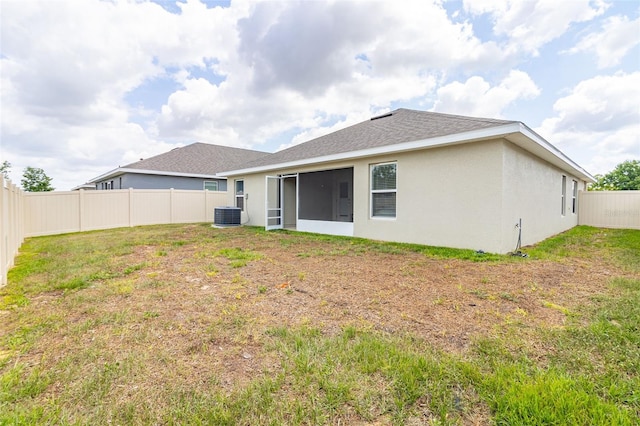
[0,160,10,180]
[21,166,55,192]
[589,160,640,191]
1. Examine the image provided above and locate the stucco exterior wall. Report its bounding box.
[230,175,262,226]
[230,141,506,252]
[500,142,585,253]
[228,138,589,253]
[351,140,504,252]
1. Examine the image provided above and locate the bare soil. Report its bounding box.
[7,224,633,422]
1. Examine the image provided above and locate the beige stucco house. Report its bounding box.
[219,109,595,254]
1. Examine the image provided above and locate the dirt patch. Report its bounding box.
[8,225,634,421]
[26,228,623,355]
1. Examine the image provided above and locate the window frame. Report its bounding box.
[370,161,397,219]
[235,179,244,211]
[571,180,578,214]
[203,181,218,191]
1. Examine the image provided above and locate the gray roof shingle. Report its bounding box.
[123,142,269,175]
[232,108,517,171]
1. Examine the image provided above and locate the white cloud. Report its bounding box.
[566,15,640,68]
[432,70,540,117]
[0,0,633,190]
[1,1,165,123]
[359,1,506,74]
[463,0,608,54]
[0,0,241,190]
[156,0,504,148]
[537,72,640,175]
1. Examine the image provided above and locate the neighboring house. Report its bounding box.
[71,183,97,191]
[88,143,268,191]
[218,109,595,254]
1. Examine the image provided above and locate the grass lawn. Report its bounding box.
[1,224,639,425]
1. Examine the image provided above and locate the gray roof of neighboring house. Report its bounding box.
[229,108,517,171]
[89,142,269,183]
[122,142,269,175]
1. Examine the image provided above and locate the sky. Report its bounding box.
[1,0,639,191]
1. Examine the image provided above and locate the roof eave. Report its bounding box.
[218,123,522,176]
[88,168,224,183]
[218,122,595,182]
[507,123,596,182]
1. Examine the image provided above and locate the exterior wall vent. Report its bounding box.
[214,206,241,227]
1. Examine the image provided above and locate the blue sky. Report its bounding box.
[1,0,638,190]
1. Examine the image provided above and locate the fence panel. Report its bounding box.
[24,191,81,236]
[81,190,131,230]
[131,190,172,226]
[579,190,640,229]
[170,190,230,224]
[169,190,208,223]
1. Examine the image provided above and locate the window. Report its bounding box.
[235,180,244,211]
[204,181,218,191]
[561,175,566,216]
[572,180,577,214]
[370,162,397,218]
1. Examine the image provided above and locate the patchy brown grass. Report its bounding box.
[2,224,638,424]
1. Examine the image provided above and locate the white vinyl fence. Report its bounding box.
[24,188,227,237]
[1,176,25,286]
[1,181,228,285]
[579,190,640,230]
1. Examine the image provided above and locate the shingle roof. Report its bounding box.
[123,142,269,175]
[233,108,516,171]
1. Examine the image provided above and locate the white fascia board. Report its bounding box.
[218,123,523,177]
[88,168,224,183]
[509,124,596,182]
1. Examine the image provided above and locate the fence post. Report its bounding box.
[1,175,5,286]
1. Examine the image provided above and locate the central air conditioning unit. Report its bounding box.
[214,206,241,227]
